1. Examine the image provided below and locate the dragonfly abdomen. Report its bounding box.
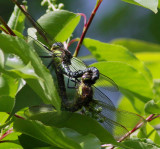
[61,62,99,82]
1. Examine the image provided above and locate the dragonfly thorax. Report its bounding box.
[51,42,64,50]
[51,42,72,65]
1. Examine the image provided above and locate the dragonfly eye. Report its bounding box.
[52,42,64,50]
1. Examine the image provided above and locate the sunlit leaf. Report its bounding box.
[37,10,81,43]
[111,38,160,79]
[7,4,25,33]
[138,123,160,145]
[120,138,160,149]
[122,0,158,13]
[145,100,160,114]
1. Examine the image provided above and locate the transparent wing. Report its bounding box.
[95,74,118,92]
[92,87,145,140]
[12,0,55,47]
[71,57,118,92]
[70,57,88,71]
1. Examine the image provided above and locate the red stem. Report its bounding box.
[148,114,160,121]
[118,114,155,142]
[68,38,79,48]
[74,0,103,57]
[0,16,16,36]
[101,114,158,148]
[0,26,9,34]
[0,128,13,141]
[78,13,87,26]
[14,114,25,119]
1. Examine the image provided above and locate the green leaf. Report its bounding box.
[13,118,82,149]
[0,142,22,149]
[0,73,20,98]
[118,96,145,115]
[122,0,158,13]
[111,38,160,79]
[83,38,153,85]
[0,112,10,126]
[111,38,160,53]
[82,38,153,101]
[120,138,160,149]
[0,96,14,113]
[18,129,101,149]
[153,80,160,101]
[37,10,81,43]
[18,134,52,148]
[91,61,152,102]
[0,73,24,113]
[24,109,128,148]
[0,34,60,110]
[7,4,25,33]
[144,100,160,114]
[10,84,44,115]
[138,123,160,145]
[0,127,21,148]
[60,128,101,149]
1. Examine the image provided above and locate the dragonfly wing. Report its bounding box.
[71,57,118,92]
[98,112,129,141]
[93,100,144,140]
[12,0,54,47]
[95,73,119,92]
[70,57,88,72]
[92,87,144,140]
[93,86,115,108]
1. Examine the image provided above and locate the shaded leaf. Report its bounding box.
[24,109,127,148]
[0,34,60,110]
[13,118,82,149]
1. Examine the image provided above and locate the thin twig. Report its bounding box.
[0,26,9,34]
[78,13,87,26]
[0,16,16,36]
[0,128,13,141]
[148,114,160,122]
[67,38,79,48]
[73,0,103,57]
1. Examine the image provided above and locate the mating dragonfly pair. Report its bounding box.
[12,0,144,141]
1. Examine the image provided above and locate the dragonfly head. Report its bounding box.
[51,42,64,50]
[82,72,95,85]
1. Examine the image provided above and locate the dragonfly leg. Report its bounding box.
[40,56,52,58]
[67,77,78,89]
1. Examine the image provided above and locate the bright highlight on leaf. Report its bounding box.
[122,0,158,13]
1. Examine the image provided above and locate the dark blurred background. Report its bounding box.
[1,0,160,44]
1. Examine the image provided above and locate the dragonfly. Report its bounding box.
[11,0,118,97]
[12,0,145,140]
[11,0,100,84]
